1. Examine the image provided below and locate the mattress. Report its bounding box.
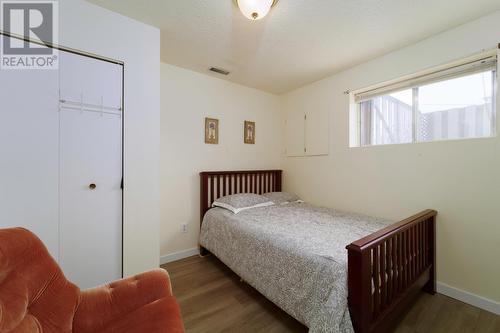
[199,202,392,333]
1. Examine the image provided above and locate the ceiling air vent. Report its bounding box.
[209,67,230,76]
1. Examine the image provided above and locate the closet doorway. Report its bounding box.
[0,34,124,289]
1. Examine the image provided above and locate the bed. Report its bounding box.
[199,170,436,333]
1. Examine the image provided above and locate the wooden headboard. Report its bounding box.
[199,170,282,224]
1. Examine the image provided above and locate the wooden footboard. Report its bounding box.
[346,209,437,333]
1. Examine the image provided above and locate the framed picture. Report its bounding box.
[244,121,255,144]
[205,118,219,144]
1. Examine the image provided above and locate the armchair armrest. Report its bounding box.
[73,269,173,333]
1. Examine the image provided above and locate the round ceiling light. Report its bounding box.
[236,0,279,21]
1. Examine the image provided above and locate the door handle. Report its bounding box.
[89,183,97,190]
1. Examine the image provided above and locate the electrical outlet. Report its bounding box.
[181,224,188,233]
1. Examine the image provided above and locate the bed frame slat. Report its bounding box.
[373,246,380,316]
[404,229,409,288]
[210,176,214,207]
[399,232,404,290]
[412,226,416,282]
[386,240,391,305]
[391,236,397,300]
[216,175,220,198]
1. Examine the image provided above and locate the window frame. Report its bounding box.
[349,50,498,148]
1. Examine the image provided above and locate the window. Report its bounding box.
[359,89,413,146]
[351,53,497,147]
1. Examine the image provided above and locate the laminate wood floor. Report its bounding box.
[162,255,500,333]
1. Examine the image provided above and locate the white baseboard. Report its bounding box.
[160,248,199,265]
[437,281,500,315]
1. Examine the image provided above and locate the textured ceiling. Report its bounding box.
[88,0,500,94]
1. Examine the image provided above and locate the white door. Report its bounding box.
[0,35,60,259]
[305,109,329,156]
[58,52,123,289]
[59,110,122,289]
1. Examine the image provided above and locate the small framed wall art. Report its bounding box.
[205,117,219,144]
[244,121,255,144]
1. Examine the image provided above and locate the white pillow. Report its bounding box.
[212,193,274,214]
[262,192,302,205]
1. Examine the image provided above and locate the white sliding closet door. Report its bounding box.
[0,35,123,289]
[0,35,60,259]
[59,111,122,289]
[59,52,123,289]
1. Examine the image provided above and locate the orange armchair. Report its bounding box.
[0,228,184,333]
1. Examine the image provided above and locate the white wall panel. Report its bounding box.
[305,109,329,156]
[285,108,305,157]
[0,36,60,259]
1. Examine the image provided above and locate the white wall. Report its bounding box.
[281,11,500,304]
[160,63,282,258]
[59,0,160,276]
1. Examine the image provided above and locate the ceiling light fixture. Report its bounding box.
[235,0,279,21]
